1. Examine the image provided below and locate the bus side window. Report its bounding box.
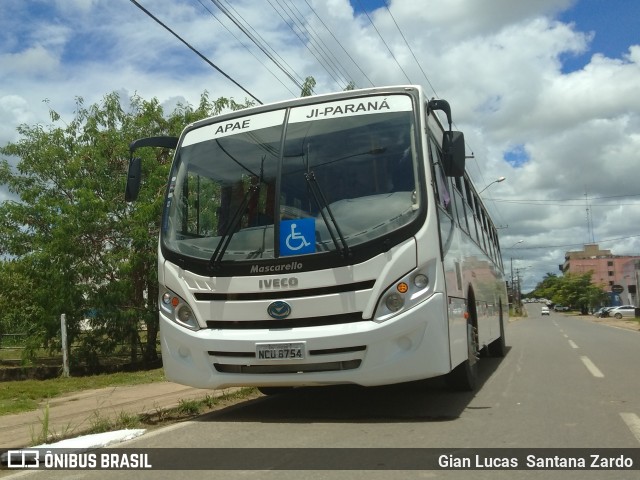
[486,221,496,262]
[180,171,222,237]
[494,228,504,269]
[463,177,480,244]
[473,194,487,251]
[453,176,469,233]
[430,140,452,215]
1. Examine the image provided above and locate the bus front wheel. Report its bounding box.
[447,322,479,391]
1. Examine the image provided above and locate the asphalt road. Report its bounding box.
[7,309,640,479]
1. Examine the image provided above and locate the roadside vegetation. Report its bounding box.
[8,368,258,446]
[0,368,166,416]
[0,92,253,370]
[37,387,257,446]
[1,366,258,445]
[525,272,610,313]
[0,79,319,372]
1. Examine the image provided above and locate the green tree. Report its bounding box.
[344,81,356,91]
[0,91,252,366]
[0,259,47,357]
[532,273,560,301]
[556,272,608,313]
[300,76,316,97]
[530,271,607,313]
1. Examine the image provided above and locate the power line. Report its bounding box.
[208,0,305,93]
[277,0,352,88]
[383,1,438,98]
[487,193,640,203]
[194,0,298,98]
[304,0,374,87]
[507,234,640,250]
[218,0,308,92]
[485,199,640,206]
[267,0,340,89]
[354,0,412,83]
[129,0,262,104]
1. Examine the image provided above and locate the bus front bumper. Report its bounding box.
[159,292,451,389]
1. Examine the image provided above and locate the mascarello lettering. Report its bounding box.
[250,262,303,274]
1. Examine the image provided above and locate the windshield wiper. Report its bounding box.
[209,184,260,271]
[304,171,350,258]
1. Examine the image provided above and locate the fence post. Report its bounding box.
[61,314,69,378]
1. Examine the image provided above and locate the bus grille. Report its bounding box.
[194,280,375,301]
[208,345,366,358]
[206,312,367,330]
[210,345,366,374]
[213,360,362,374]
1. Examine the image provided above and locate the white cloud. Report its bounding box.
[0,0,638,291]
[53,0,101,14]
[0,95,33,141]
[0,44,60,76]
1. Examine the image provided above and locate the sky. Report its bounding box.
[1,0,639,292]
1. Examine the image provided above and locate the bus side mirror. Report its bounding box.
[124,136,178,202]
[442,131,465,177]
[125,156,142,202]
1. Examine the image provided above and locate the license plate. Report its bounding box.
[256,342,305,360]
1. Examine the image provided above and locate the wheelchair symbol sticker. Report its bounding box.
[280,218,315,256]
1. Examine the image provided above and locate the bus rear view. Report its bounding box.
[126,85,507,392]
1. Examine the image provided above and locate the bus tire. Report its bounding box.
[447,321,479,391]
[487,305,507,357]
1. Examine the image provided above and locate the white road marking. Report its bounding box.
[580,356,604,378]
[620,413,640,444]
[568,340,578,349]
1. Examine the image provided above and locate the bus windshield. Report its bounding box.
[162,94,421,264]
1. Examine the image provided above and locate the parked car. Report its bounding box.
[607,305,637,319]
[554,305,569,312]
[541,306,550,316]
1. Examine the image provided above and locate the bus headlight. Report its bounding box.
[159,288,200,331]
[177,305,197,329]
[385,293,405,312]
[374,269,432,322]
[414,274,429,289]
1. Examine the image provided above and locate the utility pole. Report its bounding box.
[585,189,595,244]
[508,240,524,313]
[61,314,69,378]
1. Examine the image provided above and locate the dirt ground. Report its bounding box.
[580,314,640,332]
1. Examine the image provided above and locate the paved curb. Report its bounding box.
[0,382,234,449]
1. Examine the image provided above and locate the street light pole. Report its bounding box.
[509,240,524,289]
[479,176,506,194]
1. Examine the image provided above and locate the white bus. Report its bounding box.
[126,85,508,392]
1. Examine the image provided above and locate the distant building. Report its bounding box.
[560,244,639,306]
